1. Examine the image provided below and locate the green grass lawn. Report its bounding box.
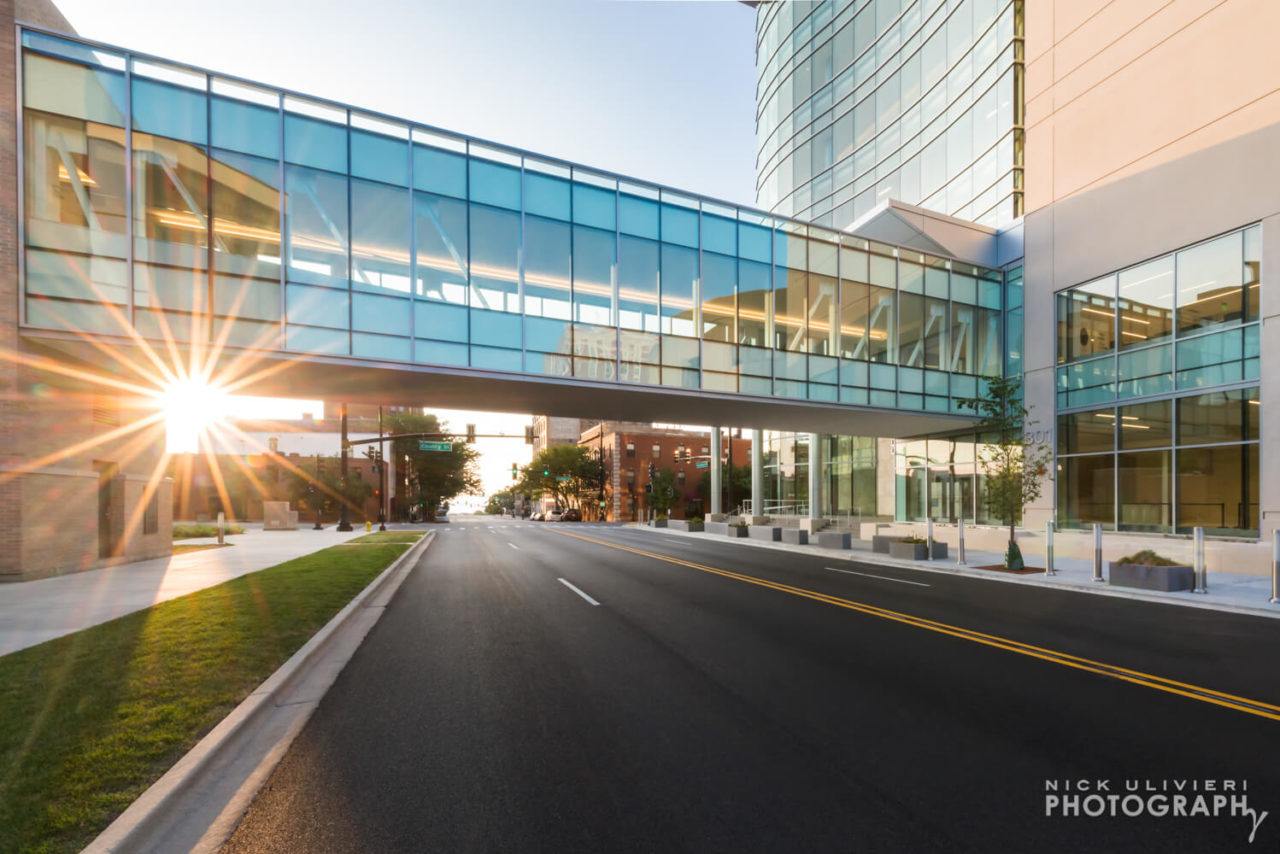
[0,540,417,853]
[346,530,427,544]
[172,522,245,540]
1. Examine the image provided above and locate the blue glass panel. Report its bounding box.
[415,301,467,343]
[1116,344,1172,399]
[809,353,838,384]
[572,184,615,229]
[469,158,520,210]
[661,335,699,369]
[740,376,772,396]
[470,307,521,342]
[660,244,697,336]
[775,379,807,399]
[924,370,948,395]
[950,273,977,305]
[840,359,868,386]
[573,226,614,326]
[132,78,206,144]
[702,372,737,393]
[211,96,278,159]
[285,113,346,173]
[416,339,468,366]
[351,129,408,186]
[809,383,837,402]
[774,350,807,380]
[285,164,348,287]
[1244,324,1260,357]
[286,282,347,329]
[898,366,923,393]
[702,213,736,255]
[414,192,468,302]
[925,395,949,412]
[286,324,348,354]
[619,194,659,239]
[738,221,771,263]
[352,291,410,336]
[525,172,570,221]
[660,204,698,248]
[24,51,126,126]
[898,393,923,409]
[840,386,869,405]
[740,345,771,376]
[524,316,572,353]
[470,345,521,372]
[353,332,410,360]
[413,145,466,198]
[469,204,520,312]
[950,373,977,398]
[870,389,896,407]
[525,351,573,376]
[870,363,896,389]
[978,277,1002,309]
[618,235,659,332]
[663,366,700,389]
[351,179,410,294]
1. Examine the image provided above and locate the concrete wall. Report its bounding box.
[1020,0,1280,538]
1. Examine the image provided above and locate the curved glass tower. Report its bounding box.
[754,0,1023,230]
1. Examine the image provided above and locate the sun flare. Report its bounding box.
[159,378,230,454]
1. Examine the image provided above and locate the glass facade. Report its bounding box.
[19,30,1008,414]
[893,433,1005,524]
[761,432,878,516]
[754,0,1024,229]
[1053,224,1262,537]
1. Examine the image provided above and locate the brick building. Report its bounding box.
[581,424,753,522]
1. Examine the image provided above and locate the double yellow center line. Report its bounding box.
[554,528,1280,723]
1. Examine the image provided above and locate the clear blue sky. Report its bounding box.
[55,0,759,205]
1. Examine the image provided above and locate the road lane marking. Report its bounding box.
[558,577,600,606]
[508,542,519,550]
[826,567,931,587]
[552,529,1280,723]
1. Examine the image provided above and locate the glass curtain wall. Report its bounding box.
[20,30,1007,413]
[762,432,877,517]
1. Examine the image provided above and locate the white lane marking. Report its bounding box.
[558,577,600,606]
[508,542,519,550]
[825,567,931,587]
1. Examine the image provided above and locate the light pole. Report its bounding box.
[337,402,352,531]
[312,453,322,530]
[377,406,387,531]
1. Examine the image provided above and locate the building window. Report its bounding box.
[677,470,686,485]
[651,444,660,458]
[625,442,635,458]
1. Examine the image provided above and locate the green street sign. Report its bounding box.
[694,460,709,469]
[555,475,571,482]
[419,440,453,452]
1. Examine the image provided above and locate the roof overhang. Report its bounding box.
[848,199,1003,267]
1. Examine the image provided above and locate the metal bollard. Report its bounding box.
[957,517,966,565]
[1271,530,1279,605]
[1092,522,1103,582]
[217,511,225,545]
[1045,520,1055,576]
[1192,526,1208,594]
[926,517,934,561]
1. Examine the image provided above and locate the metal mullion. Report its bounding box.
[407,133,416,362]
[517,157,526,365]
[613,184,620,383]
[123,51,134,327]
[276,93,285,349]
[695,204,702,391]
[15,25,26,328]
[204,72,214,354]
[567,177,575,377]
[345,108,352,356]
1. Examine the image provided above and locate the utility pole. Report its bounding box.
[726,428,734,515]
[337,402,352,531]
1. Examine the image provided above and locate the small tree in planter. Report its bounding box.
[649,468,677,520]
[957,375,1050,571]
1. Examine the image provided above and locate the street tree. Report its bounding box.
[386,412,482,522]
[485,487,517,515]
[648,468,678,518]
[282,459,372,522]
[520,444,601,510]
[956,375,1050,570]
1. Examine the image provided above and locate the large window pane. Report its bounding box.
[1058,454,1114,529]
[618,235,658,332]
[468,204,519,313]
[523,215,571,323]
[1117,255,1173,349]
[807,272,837,355]
[284,163,348,287]
[1177,387,1258,445]
[414,191,467,304]
[573,225,613,327]
[866,285,894,363]
[211,94,279,160]
[351,179,409,293]
[1177,444,1258,535]
[897,291,923,366]
[284,112,346,174]
[1117,399,1171,450]
[922,297,947,370]
[1057,410,1115,456]
[132,75,206,146]
[210,148,280,343]
[24,51,126,127]
[738,260,770,347]
[1117,449,1171,532]
[773,267,806,351]
[1177,232,1243,334]
[133,131,208,271]
[660,243,697,337]
[701,251,735,343]
[1056,276,1115,364]
[351,127,407,187]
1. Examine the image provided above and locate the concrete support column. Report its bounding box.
[750,428,764,523]
[803,433,824,533]
[709,427,723,519]
[1259,212,1280,542]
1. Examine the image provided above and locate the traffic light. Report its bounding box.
[466,423,476,444]
[543,468,550,477]
[511,462,518,482]
[525,425,534,444]
[647,462,655,479]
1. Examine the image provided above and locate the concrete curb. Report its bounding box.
[636,526,1280,621]
[85,532,436,854]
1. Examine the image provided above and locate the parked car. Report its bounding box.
[561,508,582,522]
[530,511,545,521]
[546,509,565,522]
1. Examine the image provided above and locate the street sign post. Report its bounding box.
[419,440,453,452]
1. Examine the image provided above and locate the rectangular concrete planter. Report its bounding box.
[668,520,703,532]
[816,532,852,549]
[871,534,904,554]
[748,525,782,542]
[780,529,808,545]
[650,519,668,528]
[707,522,747,537]
[889,540,948,561]
[1109,562,1194,592]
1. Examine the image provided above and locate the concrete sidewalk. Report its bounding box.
[637,525,1280,620]
[0,526,376,657]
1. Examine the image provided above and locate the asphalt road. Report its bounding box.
[224,516,1280,853]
